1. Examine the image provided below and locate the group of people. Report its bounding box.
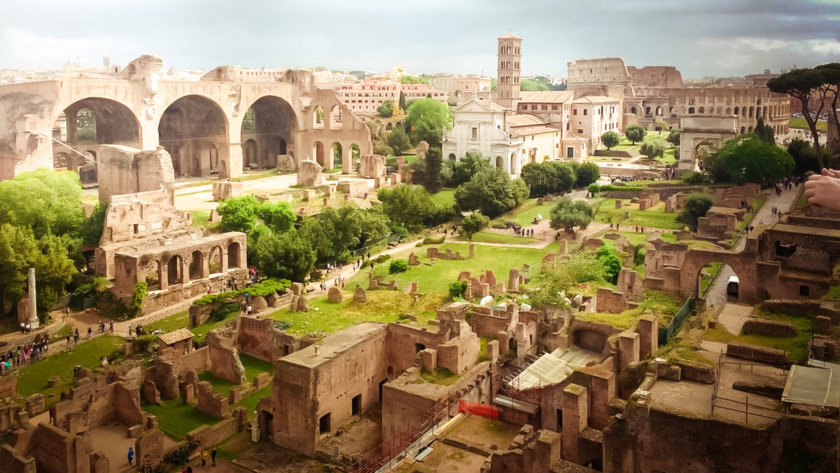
[0,334,51,374]
[127,446,217,468]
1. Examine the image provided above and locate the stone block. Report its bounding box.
[618,332,640,372]
[327,287,343,303]
[408,252,421,266]
[196,381,229,418]
[143,380,161,405]
[229,386,244,404]
[127,424,144,438]
[184,383,195,403]
[135,428,165,467]
[24,394,44,416]
[291,282,304,295]
[816,316,832,335]
[296,160,323,187]
[90,451,110,473]
[212,181,243,201]
[47,376,61,388]
[420,349,437,372]
[487,340,499,363]
[353,285,367,303]
[742,318,797,337]
[595,288,627,314]
[509,269,520,293]
[253,373,271,390]
[359,155,386,178]
[277,154,296,172]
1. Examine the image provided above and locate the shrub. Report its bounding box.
[574,162,600,187]
[164,440,200,466]
[246,278,291,297]
[210,302,240,321]
[677,192,715,227]
[127,281,147,317]
[449,281,468,299]
[681,171,704,185]
[389,259,409,274]
[601,131,620,149]
[625,125,647,144]
[374,254,391,264]
[588,183,600,196]
[423,234,445,245]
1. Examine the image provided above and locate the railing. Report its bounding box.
[658,296,696,346]
[709,354,785,424]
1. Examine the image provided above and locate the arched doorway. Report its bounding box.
[694,140,718,171]
[496,156,503,169]
[313,106,325,129]
[52,97,142,176]
[159,95,228,177]
[351,144,361,172]
[696,263,741,306]
[146,261,162,291]
[167,255,183,286]
[228,242,241,269]
[209,246,222,274]
[509,152,517,175]
[189,250,203,280]
[329,105,342,130]
[313,141,326,167]
[240,96,297,171]
[243,139,258,169]
[332,142,343,168]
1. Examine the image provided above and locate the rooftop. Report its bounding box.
[158,328,194,345]
[519,90,574,103]
[573,95,620,104]
[281,322,386,368]
[509,346,599,390]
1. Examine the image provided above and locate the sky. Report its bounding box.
[0,0,838,79]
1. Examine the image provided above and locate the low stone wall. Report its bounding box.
[676,361,716,384]
[742,319,797,338]
[186,407,247,447]
[726,342,788,366]
[760,299,840,323]
[0,444,35,473]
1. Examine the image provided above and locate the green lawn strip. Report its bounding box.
[352,242,558,296]
[790,117,827,132]
[146,310,190,333]
[199,372,236,396]
[576,289,682,330]
[239,354,273,381]
[143,398,220,440]
[466,232,535,245]
[237,386,271,416]
[17,335,124,403]
[428,188,456,207]
[703,311,812,363]
[266,290,443,336]
[419,367,459,385]
[191,210,211,227]
[49,324,73,343]
[594,199,681,230]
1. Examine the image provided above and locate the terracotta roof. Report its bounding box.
[510,125,561,137]
[519,91,574,103]
[507,113,546,127]
[159,328,194,345]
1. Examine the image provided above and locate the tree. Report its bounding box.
[399,91,407,113]
[654,119,669,134]
[601,131,620,150]
[378,100,394,118]
[251,231,316,282]
[405,98,452,147]
[217,196,295,234]
[0,223,37,307]
[81,203,108,247]
[666,130,680,146]
[596,244,622,284]
[768,67,832,169]
[754,118,775,144]
[712,135,794,184]
[300,204,389,263]
[573,162,600,187]
[0,169,84,239]
[387,126,411,155]
[625,125,646,144]
[378,185,436,232]
[448,152,491,187]
[677,192,714,228]
[681,171,704,185]
[520,78,550,91]
[455,169,529,218]
[788,138,821,176]
[461,213,489,239]
[815,63,840,149]
[549,197,593,235]
[521,162,575,197]
[412,147,444,193]
[640,139,666,159]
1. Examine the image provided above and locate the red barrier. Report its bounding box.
[458,399,499,420]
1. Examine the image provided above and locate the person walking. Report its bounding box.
[211,447,217,466]
[127,446,134,466]
[201,448,209,466]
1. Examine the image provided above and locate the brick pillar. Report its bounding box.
[618,332,640,372]
[182,254,190,285]
[201,251,210,279]
[637,314,658,360]
[562,384,588,463]
[159,259,168,291]
[588,371,616,430]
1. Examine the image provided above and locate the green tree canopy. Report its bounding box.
[624,125,647,145]
[677,192,715,228]
[0,169,84,239]
[217,195,296,234]
[549,197,593,235]
[596,244,623,284]
[572,162,600,187]
[411,147,444,193]
[387,125,411,155]
[447,152,492,187]
[640,139,666,159]
[405,98,452,147]
[454,169,529,218]
[710,135,794,184]
[378,100,394,118]
[787,138,821,176]
[377,185,437,232]
[461,213,489,239]
[601,131,620,150]
[300,204,390,263]
[251,232,316,282]
[520,162,575,197]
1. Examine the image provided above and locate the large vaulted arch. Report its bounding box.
[159,95,228,177]
[241,96,297,171]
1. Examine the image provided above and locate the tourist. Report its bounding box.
[87,327,92,338]
[211,447,217,466]
[201,448,208,466]
[127,447,134,466]
[109,321,114,332]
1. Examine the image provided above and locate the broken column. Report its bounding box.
[27,268,38,329]
[562,384,588,464]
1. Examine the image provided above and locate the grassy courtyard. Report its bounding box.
[594,199,682,230]
[143,397,221,440]
[703,311,812,362]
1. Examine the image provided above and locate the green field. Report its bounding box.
[428,188,456,207]
[704,311,812,362]
[16,335,124,404]
[143,398,220,440]
[594,199,682,230]
[466,232,536,245]
[790,117,827,132]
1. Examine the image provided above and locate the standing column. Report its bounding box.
[342,145,352,174]
[28,268,39,329]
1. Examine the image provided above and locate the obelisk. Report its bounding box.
[28,268,39,329]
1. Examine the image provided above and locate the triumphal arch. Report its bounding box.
[0,54,372,181]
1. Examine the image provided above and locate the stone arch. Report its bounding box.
[228,242,242,269]
[189,250,204,280]
[496,156,503,169]
[243,139,258,168]
[509,152,517,175]
[680,250,758,303]
[448,153,456,161]
[740,126,746,134]
[688,107,695,114]
[146,261,162,291]
[167,255,183,286]
[749,106,754,118]
[313,141,326,167]
[645,106,652,116]
[655,106,663,116]
[693,140,719,170]
[313,105,325,129]
[331,142,343,168]
[698,106,705,114]
[385,122,393,131]
[329,105,342,130]
[240,95,297,171]
[159,94,229,177]
[734,106,740,116]
[209,246,223,274]
[53,97,142,166]
[351,144,361,172]
[630,106,637,115]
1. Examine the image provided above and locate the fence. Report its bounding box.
[658,296,696,346]
[709,355,785,424]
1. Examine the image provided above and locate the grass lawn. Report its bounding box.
[577,289,683,329]
[594,199,682,230]
[419,368,459,386]
[353,242,559,296]
[267,290,446,336]
[191,210,211,227]
[790,117,827,132]
[493,199,553,227]
[428,188,456,207]
[703,311,812,362]
[387,154,418,166]
[466,232,535,245]
[17,335,124,403]
[238,386,271,415]
[145,309,239,344]
[143,398,220,440]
